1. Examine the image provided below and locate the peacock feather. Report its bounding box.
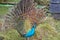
[2,0,46,38]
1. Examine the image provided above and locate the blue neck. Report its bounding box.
[22,23,37,37]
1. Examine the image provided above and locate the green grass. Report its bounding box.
[0,0,20,3]
[0,6,12,15]
[0,0,20,15]
[7,0,20,2]
[0,29,24,40]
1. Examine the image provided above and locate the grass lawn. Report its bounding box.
[7,0,20,2]
[0,6,13,15]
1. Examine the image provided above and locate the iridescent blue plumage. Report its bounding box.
[23,23,36,37]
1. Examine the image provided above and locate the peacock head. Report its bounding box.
[32,22,37,29]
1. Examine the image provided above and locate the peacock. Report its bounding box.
[2,0,46,40]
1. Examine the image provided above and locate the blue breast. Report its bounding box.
[23,23,36,37]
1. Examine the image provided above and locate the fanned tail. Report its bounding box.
[2,0,46,37]
[2,0,35,35]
